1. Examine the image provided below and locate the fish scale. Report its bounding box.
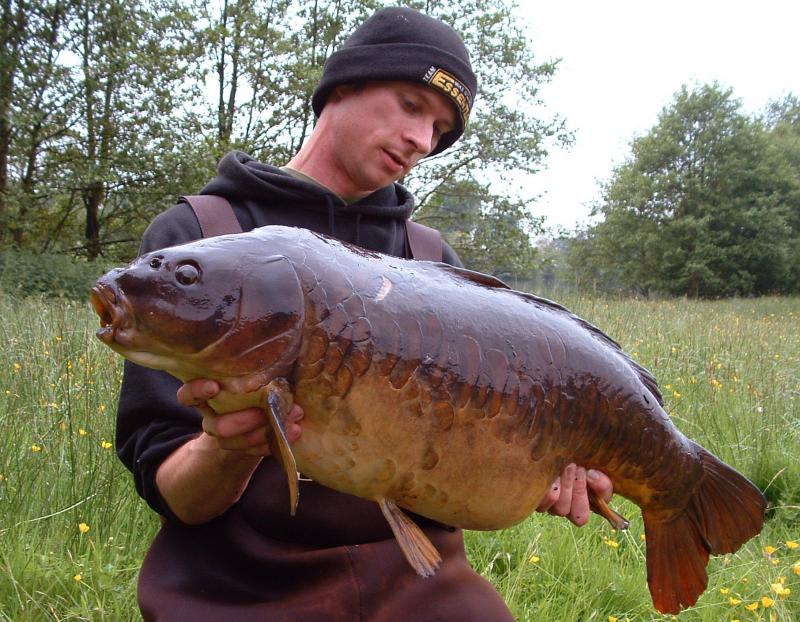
[91,225,766,614]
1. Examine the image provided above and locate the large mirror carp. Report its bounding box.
[91,225,765,614]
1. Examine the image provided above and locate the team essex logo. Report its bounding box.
[423,66,472,125]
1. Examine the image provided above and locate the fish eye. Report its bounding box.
[175,263,200,286]
[149,256,163,270]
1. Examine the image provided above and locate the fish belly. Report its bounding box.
[292,372,559,530]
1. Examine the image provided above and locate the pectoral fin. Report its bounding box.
[588,488,630,530]
[378,497,442,577]
[265,382,299,516]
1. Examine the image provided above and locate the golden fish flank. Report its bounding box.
[91,225,766,615]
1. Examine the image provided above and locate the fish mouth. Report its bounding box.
[90,283,133,345]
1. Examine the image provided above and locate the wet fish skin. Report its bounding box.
[91,225,766,614]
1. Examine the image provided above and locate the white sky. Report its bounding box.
[513,0,800,232]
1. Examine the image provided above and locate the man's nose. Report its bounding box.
[403,119,435,156]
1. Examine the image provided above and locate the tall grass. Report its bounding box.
[0,293,157,620]
[1,291,798,621]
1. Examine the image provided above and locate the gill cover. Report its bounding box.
[198,253,306,379]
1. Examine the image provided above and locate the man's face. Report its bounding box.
[322,81,457,196]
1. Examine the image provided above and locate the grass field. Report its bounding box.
[0,291,798,621]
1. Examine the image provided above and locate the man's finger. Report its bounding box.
[568,467,590,526]
[550,463,576,516]
[536,476,561,512]
[177,379,218,406]
[587,469,614,502]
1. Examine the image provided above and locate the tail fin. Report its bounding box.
[643,448,766,614]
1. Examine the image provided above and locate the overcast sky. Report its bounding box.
[512,0,800,232]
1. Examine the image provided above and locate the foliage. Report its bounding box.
[414,177,544,277]
[1,0,204,261]
[0,0,559,272]
[0,250,113,300]
[406,0,569,277]
[1,291,798,620]
[566,84,800,297]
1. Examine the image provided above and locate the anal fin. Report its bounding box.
[588,488,630,530]
[378,497,442,577]
[265,381,299,516]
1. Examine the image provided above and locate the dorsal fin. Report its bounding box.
[436,263,664,407]
[436,263,512,289]
[515,290,665,407]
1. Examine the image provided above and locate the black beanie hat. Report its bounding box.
[312,7,477,156]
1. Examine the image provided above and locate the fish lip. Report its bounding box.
[90,283,133,344]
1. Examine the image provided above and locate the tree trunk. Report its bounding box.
[83,182,103,258]
[0,0,24,229]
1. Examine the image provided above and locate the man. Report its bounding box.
[116,7,613,620]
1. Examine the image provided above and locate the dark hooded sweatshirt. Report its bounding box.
[116,152,515,621]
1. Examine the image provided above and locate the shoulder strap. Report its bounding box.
[406,220,443,262]
[181,194,441,260]
[181,195,243,238]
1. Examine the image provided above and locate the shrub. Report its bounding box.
[0,251,116,300]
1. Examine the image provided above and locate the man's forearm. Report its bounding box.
[155,433,263,524]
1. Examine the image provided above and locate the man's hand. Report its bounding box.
[177,379,303,456]
[536,464,613,527]
[156,379,303,524]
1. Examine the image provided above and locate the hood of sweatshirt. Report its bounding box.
[195,151,418,255]
[201,150,416,232]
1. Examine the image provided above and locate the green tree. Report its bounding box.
[0,0,74,248]
[192,0,565,275]
[406,0,569,276]
[573,83,796,297]
[60,0,202,258]
[763,94,800,290]
[0,0,202,258]
[2,0,568,267]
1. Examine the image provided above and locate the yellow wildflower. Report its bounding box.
[73,574,82,582]
[771,583,790,599]
[672,391,681,399]
[604,538,620,548]
[786,540,798,550]
[744,602,758,612]
[608,617,617,622]
[728,597,742,605]
[13,362,21,371]
[528,555,540,564]
[78,523,90,534]
[764,545,777,555]
[78,429,87,436]
[639,533,646,542]
[793,562,800,576]
[31,444,42,452]
[101,440,113,450]
[719,587,730,595]
[761,596,774,608]
[0,474,5,482]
